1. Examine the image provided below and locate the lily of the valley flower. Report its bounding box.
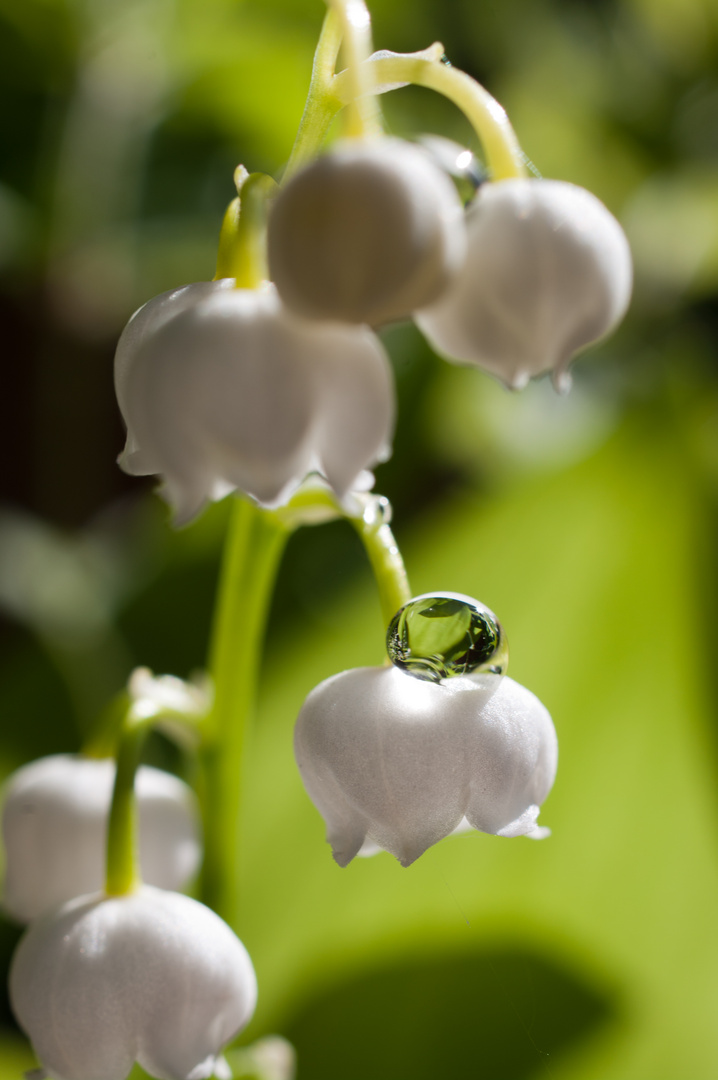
[2,755,201,922]
[114,279,236,477]
[10,885,257,1080]
[294,666,557,867]
[115,283,394,524]
[268,138,466,326]
[416,178,633,391]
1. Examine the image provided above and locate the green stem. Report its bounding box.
[215,171,278,286]
[196,488,408,923]
[348,499,411,626]
[333,52,526,180]
[275,483,412,626]
[327,0,380,139]
[200,498,289,924]
[82,689,130,760]
[105,719,146,896]
[284,10,344,181]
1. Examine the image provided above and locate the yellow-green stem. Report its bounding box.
[284,10,344,181]
[105,721,147,895]
[333,53,526,180]
[350,507,411,627]
[215,172,278,286]
[274,485,412,628]
[82,689,130,760]
[328,0,380,139]
[200,498,289,924]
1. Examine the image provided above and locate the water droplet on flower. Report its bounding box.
[386,592,508,682]
[361,494,392,527]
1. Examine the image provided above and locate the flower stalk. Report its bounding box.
[215,169,278,286]
[104,718,146,896]
[332,50,526,180]
[284,10,344,180]
[200,499,289,923]
[348,497,411,627]
[327,0,380,139]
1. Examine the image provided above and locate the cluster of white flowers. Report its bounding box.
[3,674,257,1080]
[116,134,631,524]
[5,7,634,1078]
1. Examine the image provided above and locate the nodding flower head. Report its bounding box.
[115,282,394,524]
[294,665,557,868]
[268,138,467,327]
[10,886,257,1080]
[416,178,632,392]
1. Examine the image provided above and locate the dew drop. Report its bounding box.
[386,592,508,683]
[361,494,392,527]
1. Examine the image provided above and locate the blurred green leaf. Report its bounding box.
[237,409,718,1079]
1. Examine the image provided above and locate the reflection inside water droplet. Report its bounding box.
[386,593,508,683]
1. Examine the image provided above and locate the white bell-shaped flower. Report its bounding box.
[294,667,557,867]
[268,138,466,326]
[10,885,257,1080]
[416,178,633,391]
[115,283,394,524]
[115,279,236,477]
[2,755,201,922]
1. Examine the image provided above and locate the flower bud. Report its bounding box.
[2,755,201,922]
[115,284,394,523]
[268,138,466,326]
[416,178,633,391]
[294,667,557,867]
[10,885,257,1080]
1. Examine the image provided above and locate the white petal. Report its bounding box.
[10,887,257,1080]
[2,755,201,922]
[311,321,395,497]
[295,667,490,866]
[463,677,558,835]
[115,280,235,473]
[416,178,632,387]
[268,138,466,326]
[495,803,541,837]
[295,667,557,866]
[120,286,318,522]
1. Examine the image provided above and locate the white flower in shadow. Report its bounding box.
[2,755,201,922]
[115,282,394,524]
[268,138,466,326]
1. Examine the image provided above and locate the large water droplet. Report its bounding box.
[386,592,508,683]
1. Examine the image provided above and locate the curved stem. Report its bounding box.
[103,675,209,896]
[333,52,526,180]
[200,498,289,924]
[348,498,411,626]
[275,483,412,627]
[284,10,344,180]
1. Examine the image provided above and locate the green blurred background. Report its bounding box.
[2,0,718,1076]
